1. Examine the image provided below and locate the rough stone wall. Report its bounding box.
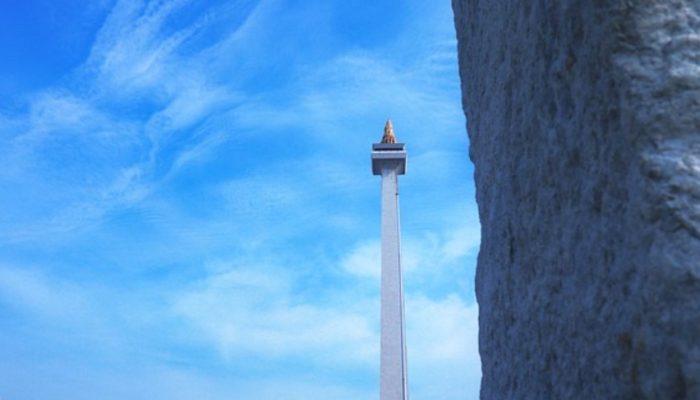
[452,1,700,398]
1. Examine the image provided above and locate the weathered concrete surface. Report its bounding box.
[452,1,700,398]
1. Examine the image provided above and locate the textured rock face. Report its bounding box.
[452,1,700,398]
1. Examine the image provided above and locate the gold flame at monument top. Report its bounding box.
[381,120,397,144]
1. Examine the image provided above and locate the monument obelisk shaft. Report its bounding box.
[372,121,408,400]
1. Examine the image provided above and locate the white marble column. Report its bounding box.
[380,167,408,400]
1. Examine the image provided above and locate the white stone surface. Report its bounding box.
[452,1,700,398]
[373,146,408,400]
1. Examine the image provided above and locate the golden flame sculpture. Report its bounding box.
[381,119,397,144]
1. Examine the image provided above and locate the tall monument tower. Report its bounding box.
[372,120,408,400]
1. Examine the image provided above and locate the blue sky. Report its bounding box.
[0,1,480,399]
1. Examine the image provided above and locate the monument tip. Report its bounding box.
[381,119,397,144]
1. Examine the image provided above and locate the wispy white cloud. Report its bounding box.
[0,265,90,320]
[408,296,481,400]
[0,355,377,400]
[0,254,480,399]
[85,0,200,95]
[442,224,481,261]
[407,294,479,364]
[173,258,480,399]
[0,263,147,361]
[172,215,481,395]
[174,263,379,366]
[0,0,262,241]
[341,240,380,279]
[231,49,464,150]
[341,223,480,281]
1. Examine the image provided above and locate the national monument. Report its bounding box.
[372,120,409,400]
